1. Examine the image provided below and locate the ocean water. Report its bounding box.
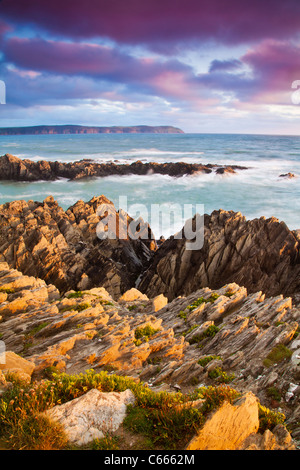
[0,133,299,237]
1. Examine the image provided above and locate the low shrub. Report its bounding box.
[134,324,160,346]
[198,355,222,367]
[263,344,292,368]
[188,325,220,345]
[258,404,285,433]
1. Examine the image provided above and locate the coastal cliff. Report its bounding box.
[0,125,184,136]
[0,195,299,450]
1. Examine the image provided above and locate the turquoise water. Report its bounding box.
[0,133,299,236]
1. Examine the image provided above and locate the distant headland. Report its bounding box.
[0,125,184,135]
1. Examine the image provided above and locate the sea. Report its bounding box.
[0,132,299,238]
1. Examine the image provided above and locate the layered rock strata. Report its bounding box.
[0,262,299,444]
[139,210,300,301]
[0,195,155,298]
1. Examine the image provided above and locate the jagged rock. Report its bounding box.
[0,262,299,447]
[0,351,35,383]
[151,294,168,312]
[279,173,296,179]
[45,388,135,446]
[139,210,300,300]
[0,154,248,182]
[0,196,156,298]
[186,392,259,450]
[239,424,295,450]
[119,288,149,302]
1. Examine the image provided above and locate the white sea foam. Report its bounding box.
[0,133,299,231]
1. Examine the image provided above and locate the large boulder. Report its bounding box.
[186,392,259,450]
[45,388,135,446]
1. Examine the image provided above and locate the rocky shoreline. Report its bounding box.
[0,153,248,181]
[1,195,299,301]
[0,194,299,450]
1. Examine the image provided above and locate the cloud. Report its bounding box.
[3,36,211,105]
[1,1,300,133]
[1,0,300,50]
[209,59,243,73]
[242,40,300,91]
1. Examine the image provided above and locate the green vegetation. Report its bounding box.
[258,404,285,433]
[26,322,50,336]
[266,386,281,402]
[134,324,160,346]
[198,355,222,367]
[224,291,235,298]
[92,434,120,450]
[178,293,220,322]
[124,398,203,449]
[263,343,293,368]
[189,385,240,414]
[0,370,287,450]
[208,367,235,383]
[128,305,138,311]
[182,324,199,337]
[0,287,15,294]
[186,293,220,311]
[147,356,162,365]
[100,300,114,306]
[21,322,51,354]
[67,291,84,299]
[188,325,220,345]
[60,302,91,313]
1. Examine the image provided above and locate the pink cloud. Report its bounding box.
[3,36,210,104]
[242,40,300,90]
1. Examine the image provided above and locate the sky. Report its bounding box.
[0,0,300,134]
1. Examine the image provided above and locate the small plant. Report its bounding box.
[128,305,138,311]
[178,294,220,322]
[101,300,114,306]
[266,386,281,402]
[67,291,84,299]
[178,310,187,321]
[292,327,300,339]
[208,367,235,383]
[124,399,203,449]
[263,344,292,368]
[258,404,285,433]
[27,322,50,336]
[188,325,220,345]
[189,376,200,385]
[0,287,15,294]
[182,325,199,337]
[147,356,162,365]
[224,291,234,298]
[198,355,222,367]
[189,385,240,414]
[102,364,119,372]
[207,292,220,302]
[134,324,160,346]
[60,303,91,313]
[92,434,120,450]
